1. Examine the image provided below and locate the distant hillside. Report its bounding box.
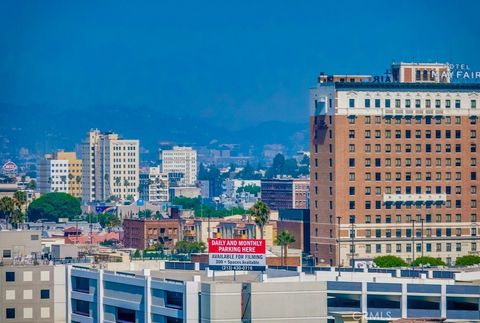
[0,103,308,161]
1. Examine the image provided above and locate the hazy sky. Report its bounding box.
[1,0,479,127]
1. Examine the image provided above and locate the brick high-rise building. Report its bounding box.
[310,63,480,267]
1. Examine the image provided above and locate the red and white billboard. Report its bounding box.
[208,238,266,271]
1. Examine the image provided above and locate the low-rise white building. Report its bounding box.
[139,166,169,203]
[161,146,197,186]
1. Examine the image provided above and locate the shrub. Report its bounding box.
[373,255,407,268]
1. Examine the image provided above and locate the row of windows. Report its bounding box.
[363,213,476,224]
[5,271,50,282]
[364,242,476,254]
[348,172,477,182]
[349,129,477,139]
[348,185,477,195]
[363,227,476,238]
[348,157,475,168]
[311,213,478,225]
[349,98,477,109]
[349,199,477,210]
[112,164,137,169]
[347,143,477,153]
[112,146,136,151]
[5,307,51,319]
[347,115,477,125]
[112,152,136,156]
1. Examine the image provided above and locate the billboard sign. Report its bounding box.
[208,238,266,271]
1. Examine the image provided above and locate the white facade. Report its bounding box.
[161,146,197,186]
[224,179,261,198]
[38,156,69,194]
[139,166,169,203]
[81,130,139,202]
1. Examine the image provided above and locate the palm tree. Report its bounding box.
[275,230,296,266]
[13,190,27,210]
[10,209,25,229]
[75,176,81,184]
[0,196,15,229]
[250,200,270,239]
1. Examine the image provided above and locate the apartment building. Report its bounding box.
[123,218,180,250]
[310,62,480,266]
[81,130,139,202]
[0,231,66,322]
[139,166,169,203]
[161,146,197,186]
[38,151,82,197]
[0,265,67,322]
[261,178,310,210]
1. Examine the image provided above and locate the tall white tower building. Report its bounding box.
[81,130,139,202]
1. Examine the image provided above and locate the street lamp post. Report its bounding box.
[336,216,341,269]
[420,218,424,259]
[411,219,416,268]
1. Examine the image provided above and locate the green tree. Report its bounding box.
[138,209,153,218]
[373,255,407,268]
[412,256,446,267]
[27,192,81,222]
[98,213,121,230]
[275,230,296,265]
[13,190,27,210]
[10,209,26,229]
[175,241,206,254]
[455,255,480,266]
[250,200,270,239]
[0,196,15,228]
[27,179,37,190]
[237,184,261,195]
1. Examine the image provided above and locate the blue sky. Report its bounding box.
[1,0,479,127]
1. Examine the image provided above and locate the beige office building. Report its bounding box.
[81,130,139,202]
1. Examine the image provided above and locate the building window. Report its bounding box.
[471,100,477,108]
[385,99,391,108]
[455,100,461,108]
[6,308,15,319]
[40,289,50,299]
[5,272,15,282]
[3,249,11,258]
[374,99,380,108]
[365,99,371,108]
[349,99,355,108]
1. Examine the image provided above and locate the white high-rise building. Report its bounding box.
[81,130,139,202]
[38,155,69,194]
[37,151,82,197]
[161,146,197,186]
[139,166,169,203]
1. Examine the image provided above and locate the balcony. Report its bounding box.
[183,230,196,237]
[383,194,447,204]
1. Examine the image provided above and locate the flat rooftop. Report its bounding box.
[334,82,480,91]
